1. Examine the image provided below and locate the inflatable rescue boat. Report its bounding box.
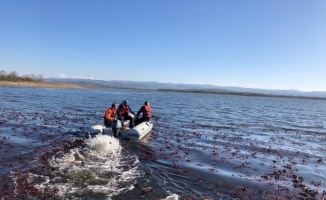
[89,119,153,140]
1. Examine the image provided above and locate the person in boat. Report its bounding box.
[135,101,152,125]
[104,103,117,127]
[117,100,135,128]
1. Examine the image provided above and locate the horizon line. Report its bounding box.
[45,77,326,93]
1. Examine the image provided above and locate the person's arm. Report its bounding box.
[129,105,135,115]
[136,106,143,117]
[117,104,122,117]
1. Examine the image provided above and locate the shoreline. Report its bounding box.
[2,80,325,101]
[158,88,326,101]
[0,81,99,89]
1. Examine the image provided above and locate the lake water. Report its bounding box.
[0,87,325,199]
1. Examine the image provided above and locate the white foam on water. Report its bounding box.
[162,193,179,200]
[32,134,141,199]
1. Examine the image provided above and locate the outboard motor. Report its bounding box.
[111,120,122,137]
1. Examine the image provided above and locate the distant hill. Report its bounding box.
[45,78,326,98]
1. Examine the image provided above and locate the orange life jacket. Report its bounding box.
[119,105,130,116]
[105,108,116,121]
[142,105,152,117]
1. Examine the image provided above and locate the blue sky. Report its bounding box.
[0,0,325,91]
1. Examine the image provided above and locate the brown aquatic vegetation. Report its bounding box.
[1,95,326,199]
[138,119,326,199]
[0,107,90,198]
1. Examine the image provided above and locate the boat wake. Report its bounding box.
[30,135,141,199]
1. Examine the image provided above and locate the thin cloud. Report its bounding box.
[56,73,94,79]
[270,84,285,90]
[58,74,67,78]
[74,76,94,79]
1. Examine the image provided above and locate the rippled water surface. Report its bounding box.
[0,87,326,199]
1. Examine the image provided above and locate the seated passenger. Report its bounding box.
[135,101,152,125]
[117,100,135,128]
[104,103,117,127]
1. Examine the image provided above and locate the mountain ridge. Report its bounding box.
[45,78,326,98]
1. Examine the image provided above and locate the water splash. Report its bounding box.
[33,134,141,199]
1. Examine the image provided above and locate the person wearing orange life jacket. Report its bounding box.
[135,101,152,125]
[117,100,135,128]
[103,103,117,127]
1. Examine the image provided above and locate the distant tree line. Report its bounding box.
[0,70,43,82]
[157,88,326,101]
